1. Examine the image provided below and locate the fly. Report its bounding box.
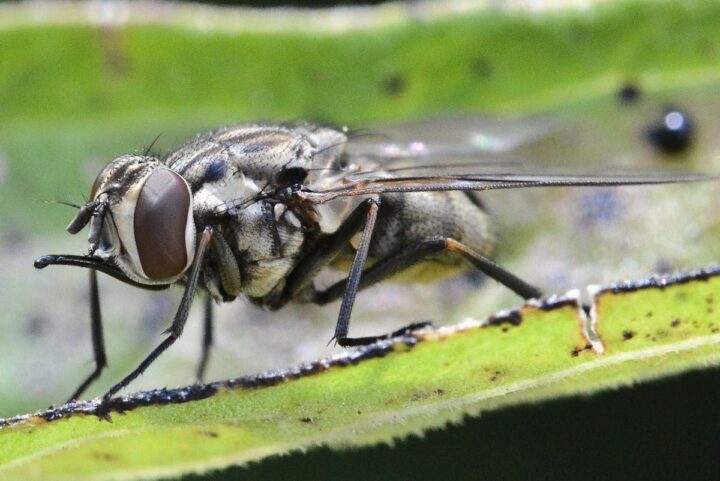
[34,119,715,418]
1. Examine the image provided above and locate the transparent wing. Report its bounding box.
[344,115,557,162]
[299,170,715,204]
[302,114,715,203]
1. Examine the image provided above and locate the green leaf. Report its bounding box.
[1,269,719,481]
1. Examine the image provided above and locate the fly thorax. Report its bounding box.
[295,125,348,173]
[231,201,305,298]
[193,170,262,216]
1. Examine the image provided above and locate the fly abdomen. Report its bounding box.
[363,191,495,282]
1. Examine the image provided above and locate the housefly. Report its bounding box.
[34,117,714,415]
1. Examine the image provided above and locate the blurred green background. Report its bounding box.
[0,0,719,479]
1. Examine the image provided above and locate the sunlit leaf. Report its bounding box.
[1,269,719,481]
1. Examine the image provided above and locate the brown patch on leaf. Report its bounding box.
[570,343,593,357]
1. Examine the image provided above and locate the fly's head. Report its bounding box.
[43,155,197,286]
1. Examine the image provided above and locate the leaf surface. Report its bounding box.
[1,269,719,481]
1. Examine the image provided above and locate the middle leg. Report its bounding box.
[315,237,543,347]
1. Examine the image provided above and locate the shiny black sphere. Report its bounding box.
[646,108,694,155]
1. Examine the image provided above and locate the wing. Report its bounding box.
[298,170,716,204]
[344,115,557,160]
[301,114,716,204]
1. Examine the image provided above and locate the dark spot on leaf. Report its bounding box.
[670,319,681,328]
[646,311,653,318]
[622,330,636,341]
[92,451,117,462]
[618,82,641,105]
[300,417,314,423]
[489,370,502,382]
[410,389,443,402]
[97,28,127,78]
[306,67,326,83]
[380,73,406,96]
[471,57,493,79]
[570,344,592,357]
[357,410,362,415]
[199,430,219,438]
[501,327,509,333]
[570,24,589,41]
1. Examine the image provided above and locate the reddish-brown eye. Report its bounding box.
[134,169,192,280]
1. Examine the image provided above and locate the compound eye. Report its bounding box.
[134,169,193,280]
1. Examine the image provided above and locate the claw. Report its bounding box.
[95,395,115,422]
[95,406,113,422]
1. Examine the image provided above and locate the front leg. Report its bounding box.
[97,226,214,419]
[67,269,107,402]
